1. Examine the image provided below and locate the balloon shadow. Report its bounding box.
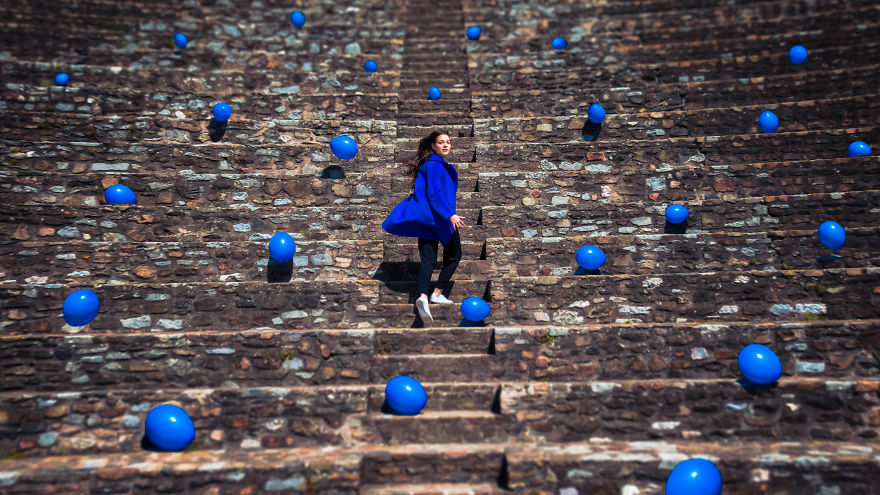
[582,121,602,142]
[664,219,688,234]
[320,165,345,179]
[736,378,779,395]
[208,118,228,142]
[141,434,169,452]
[816,255,843,268]
[574,267,602,275]
[380,399,419,416]
[458,318,486,327]
[267,258,293,283]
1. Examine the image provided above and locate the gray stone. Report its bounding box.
[769,304,792,316]
[120,315,151,329]
[38,432,58,447]
[265,476,305,491]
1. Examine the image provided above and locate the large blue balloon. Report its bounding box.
[104,184,137,204]
[466,25,481,40]
[817,221,845,250]
[461,297,491,322]
[848,141,872,157]
[666,458,722,495]
[759,110,778,133]
[364,60,378,73]
[269,232,296,262]
[665,204,690,224]
[552,37,567,50]
[330,135,358,160]
[145,404,195,451]
[55,73,69,86]
[588,103,606,124]
[173,33,188,49]
[290,10,306,28]
[385,376,427,415]
[789,45,808,65]
[576,245,606,271]
[213,102,232,122]
[428,86,441,100]
[63,289,100,326]
[738,344,782,385]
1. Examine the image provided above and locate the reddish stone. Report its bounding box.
[713,178,736,192]
[714,350,737,360]
[320,344,333,359]
[240,357,252,370]
[95,469,139,481]
[535,356,550,368]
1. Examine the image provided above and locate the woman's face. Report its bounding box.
[431,134,451,157]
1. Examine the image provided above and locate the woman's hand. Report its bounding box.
[449,214,466,231]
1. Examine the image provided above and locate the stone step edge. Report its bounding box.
[358,482,509,495]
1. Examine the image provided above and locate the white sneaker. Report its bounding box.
[429,293,454,304]
[415,297,433,326]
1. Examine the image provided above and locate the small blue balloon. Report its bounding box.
[213,102,232,122]
[173,33,188,49]
[817,221,845,250]
[738,344,782,385]
[104,184,137,205]
[576,245,606,271]
[588,103,606,124]
[848,141,872,157]
[461,296,491,322]
[789,45,808,65]
[63,289,100,326]
[665,204,690,224]
[759,110,779,133]
[145,404,195,451]
[385,376,427,415]
[428,86,441,100]
[290,10,306,28]
[665,458,722,495]
[268,232,296,263]
[364,60,378,73]
[330,135,358,160]
[552,37,567,50]
[55,73,69,86]
[466,25,482,40]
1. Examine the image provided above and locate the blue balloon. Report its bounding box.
[55,73,69,86]
[552,37,567,50]
[428,86,441,100]
[789,45,808,65]
[268,232,296,263]
[466,25,482,40]
[212,102,231,122]
[364,60,378,73]
[104,184,137,204]
[461,297,491,322]
[290,10,306,28]
[666,458,722,495]
[665,204,690,224]
[817,220,845,250]
[759,110,779,133]
[173,33,187,49]
[738,344,782,385]
[588,103,606,124]
[848,141,872,157]
[385,376,427,415]
[576,245,606,271]
[145,404,195,451]
[330,135,358,160]
[63,289,100,326]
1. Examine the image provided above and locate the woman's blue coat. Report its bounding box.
[382,153,458,246]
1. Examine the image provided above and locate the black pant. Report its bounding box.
[417,231,461,296]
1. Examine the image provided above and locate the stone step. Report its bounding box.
[397,124,474,138]
[2,320,876,392]
[359,483,509,495]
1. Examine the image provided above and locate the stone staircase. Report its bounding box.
[1,0,880,493]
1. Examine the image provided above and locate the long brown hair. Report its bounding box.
[405,131,448,187]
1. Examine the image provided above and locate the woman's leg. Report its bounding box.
[417,237,439,299]
[434,231,462,295]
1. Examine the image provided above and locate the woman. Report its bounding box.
[382,131,465,326]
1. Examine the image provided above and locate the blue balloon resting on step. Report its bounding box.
[665,458,722,495]
[576,245,606,271]
[848,141,872,157]
[738,344,782,385]
[364,60,378,73]
[145,404,195,451]
[330,135,358,160]
[789,45,808,65]
[268,232,296,263]
[461,297,491,322]
[758,110,779,133]
[466,25,481,40]
[817,220,845,250]
[173,33,188,49]
[55,73,69,86]
[213,102,232,122]
[665,204,690,224]
[385,376,427,415]
[588,103,606,124]
[428,86,441,100]
[63,289,100,326]
[552,37,567,50]
[290,10,306,28]
[104,184,137,204]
